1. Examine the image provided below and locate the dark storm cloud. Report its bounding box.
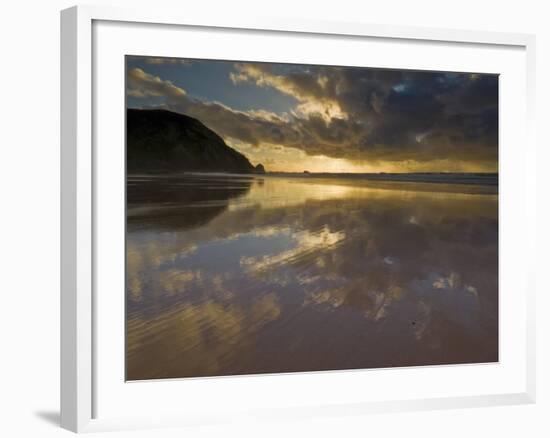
[127,63,498,167]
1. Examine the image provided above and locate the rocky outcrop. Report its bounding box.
[127,109,256,174]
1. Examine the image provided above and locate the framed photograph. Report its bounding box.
[61,5,536,433]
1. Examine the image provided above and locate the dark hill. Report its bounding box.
[127,109,256,174]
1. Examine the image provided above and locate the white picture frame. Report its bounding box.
[60,4,537,433]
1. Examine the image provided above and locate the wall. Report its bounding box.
[0,0,547,436]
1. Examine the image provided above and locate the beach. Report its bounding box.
[126,173,498,380]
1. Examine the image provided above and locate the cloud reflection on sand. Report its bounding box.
[126,174,498,380]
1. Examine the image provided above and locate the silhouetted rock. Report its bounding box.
[254,163,266,174]
[127,109,255,174]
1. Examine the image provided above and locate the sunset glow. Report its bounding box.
[126,57,498,173]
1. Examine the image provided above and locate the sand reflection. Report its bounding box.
[126,174,498,380]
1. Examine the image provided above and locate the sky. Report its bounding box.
[126,56,498,173]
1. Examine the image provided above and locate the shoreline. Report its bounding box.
[266,172,498,186]
[128,171,498,186]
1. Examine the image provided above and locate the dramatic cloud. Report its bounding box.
[230,63,345,119]
[127,68,186,99]
[127,60,498,171]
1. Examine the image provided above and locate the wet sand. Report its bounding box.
[126,173,498,380]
